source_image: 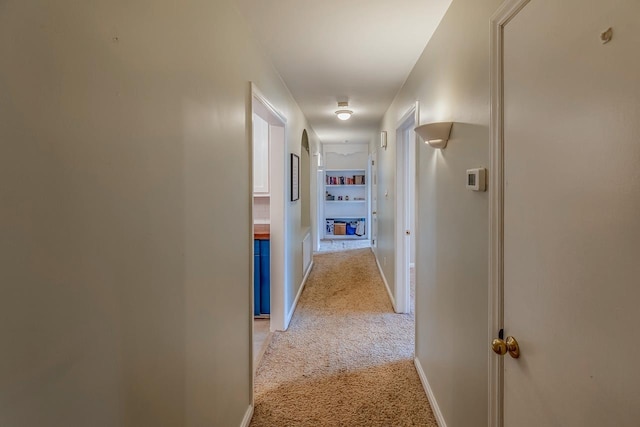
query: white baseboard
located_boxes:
[284,260,314,329]
[414,357,447,427]
[240,404,253,427]
[375,255,396,311]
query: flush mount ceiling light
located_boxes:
[335,101,353,121]
[415,122,453,149]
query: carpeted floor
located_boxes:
[251,248,437,426]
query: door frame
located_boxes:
[370,151,377,251]
[315,167,324,252]
[395,102,419,314]
[488,1,531,426]
[251,83,287,334]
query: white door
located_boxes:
[494,0,640,425]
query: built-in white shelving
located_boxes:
[323,169,367,240]
[325,201,366,203]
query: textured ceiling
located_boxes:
[235,0,452,145]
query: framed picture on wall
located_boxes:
[291,153,300,201]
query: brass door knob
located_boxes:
[491,336,520,358]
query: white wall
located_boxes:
[253,197,270,224]
[372,128,397,298]
[323,143,369,170]
[374,0,501,425]
[286,127,320,318]
[0,0,315,425]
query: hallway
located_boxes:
[251,249,434,426]
[3,1,640,426]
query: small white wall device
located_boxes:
[466,168,486,191]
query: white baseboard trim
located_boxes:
[240,404,253,427]
[414,357,447,427]
[284,260,314,329]
[375,255,396,311]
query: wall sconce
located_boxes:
[414,122,453,149]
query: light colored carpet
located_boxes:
[251,248,436,426]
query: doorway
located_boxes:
[251,84,286,372]
[395,104,418,314]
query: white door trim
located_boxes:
[368,153,374,247]
[488,2,530,426]
[315,168,324,252]
[252,84,287,125]
[395,102,419,314]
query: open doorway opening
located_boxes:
[251,85,286,371]
[395,104,418,314]
[318,142,370,252]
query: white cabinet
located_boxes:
[324,169,367,239]
[253,113,269,194]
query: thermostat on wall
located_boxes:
[466,168,486,191]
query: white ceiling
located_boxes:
[235,0,452,145]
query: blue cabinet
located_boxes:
[259,239,270,314]
[254,238,270,316]
[253,240,261,316]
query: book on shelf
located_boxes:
[326,175,366,185]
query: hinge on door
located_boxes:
[371,160,375,166]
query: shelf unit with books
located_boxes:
[324,169,367,239]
